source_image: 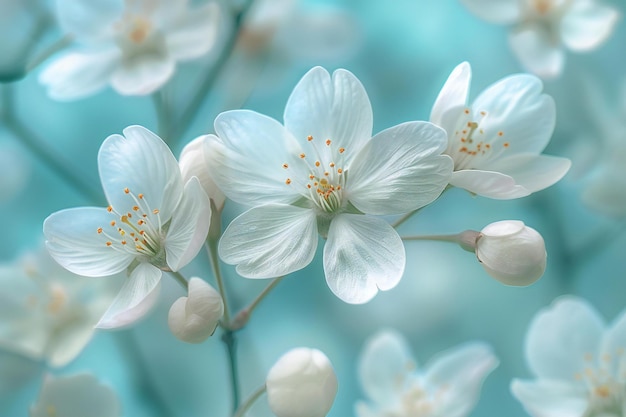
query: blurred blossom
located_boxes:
[207,66,453,304]
[0,140,31,203]
[430,62,570,199]
[30,373,121,417]
[460,0,620,78]
[39,0,220,100]
[168,277,223,344]
[43,126,211,329]
[0,247,118,368]
[512,296,626,417]
[356,329,498,417]
[266,347,338,417]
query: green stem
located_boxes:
[171,0,254,142]
[222,329,241,412]
[402,230,479,253]
[391,209,420,229]
[231,276,284,330]
[232,384,266,417]
[1,86,103,204]
[151,90,172,143]
[168,270,189,290]
[401,234,461,243]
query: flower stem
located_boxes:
[168,270,189,290]
[222,329,241,412]
[401,234,461,243]
[0,86,104,204]
[206,238,231,325]
[151,91,171,143]
[232,384,266,417]
[230,276,284,330]
[171,0,254,142]
[391,209,420,229]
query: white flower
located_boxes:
[206,66,453,304]
[266,347,338,417]
[44,125,211,329]
[460,0,620,78]
[511,296,626,417]
[430,62,570,199]
[168,277,223,343]
[476,220,546,286]
[30,373,121,417]
[356,329,498,417]
[0,248,118,367]
[39,0,220,100]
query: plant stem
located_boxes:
[206,235,231,324]
[232,384,266,417]
[171,0,254,142]
[401,234,461,243]
[231,276,284,330]
[151,91,171,143]
[391,209,419,229]
[168,270,189,290]
[222,329,241,412]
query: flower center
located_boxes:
[574,350,626,416]
[282,135,347,214]
[448,107,509,170]
[97,187,164,261]
[531,0,554,15]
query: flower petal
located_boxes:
[459,0,522,24]
[424,342,498,417]
[508,25,565,79]
[44,207,135,277]
[98,125,183,221]
[511,379,588,417]
[45,320,95,368]
[284,67,373,161]
[450,169,530,199]
[179,135,225,210]
[110,54,175,95]
[470,74,556,155]
[56,0,122,42]
[526,296,605,379]
[600,307,626,370]
[348,121,452,215]
[208,112,306,206]
[430,62,471,127]
[358,329,415,406]
[485,153,571,194]
[166,3,220,61]
[219,204,318,278]
[324,214,404,304]
[38,49,120,101]
[164,177,211,271]
[560,0,619,52]
[96,262,161,329]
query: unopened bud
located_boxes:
[266,348,338,417]
[179,135,225,211]
[168,277,224,343]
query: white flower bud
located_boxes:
[179,135,226,211]
[266,348,338,417]
[476,220,546,286]
[168,277,224,343]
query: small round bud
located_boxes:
[266,348,338,417]
[168,277,224,343]
[179,135,226,211]
[476,220,546,286]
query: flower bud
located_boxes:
[168,277,224,343]
[476,220,546,286]
[179,135,226,211]
[266,348,338,417]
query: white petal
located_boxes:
[324,214,404,304]
[219,204,318,278]
[450,169,530,199]
[179,135,226,210]
[348,121,453,215]
[600,307,626,370]
[424,342,498,417]
[458,0,521,24]
[164,177,211,271]
[38,49,120,101]
[511,379,588,417]
[430,62,471,127]
[30,373,121,417]
[110,54,175,95]
[470,74,556,155]
[96,263,161,329]
[98,125,184,221]
[560,0,620,52]
[45,320,95,368]
[44,207,135,277]
[358,329,415,406]
[485,154,571,193]
[509,25,565,79]
[526,296,605,379]
[208,112,305,206]
[284,67,373,161]
[166,3,220,61]
[56,0,122,42]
